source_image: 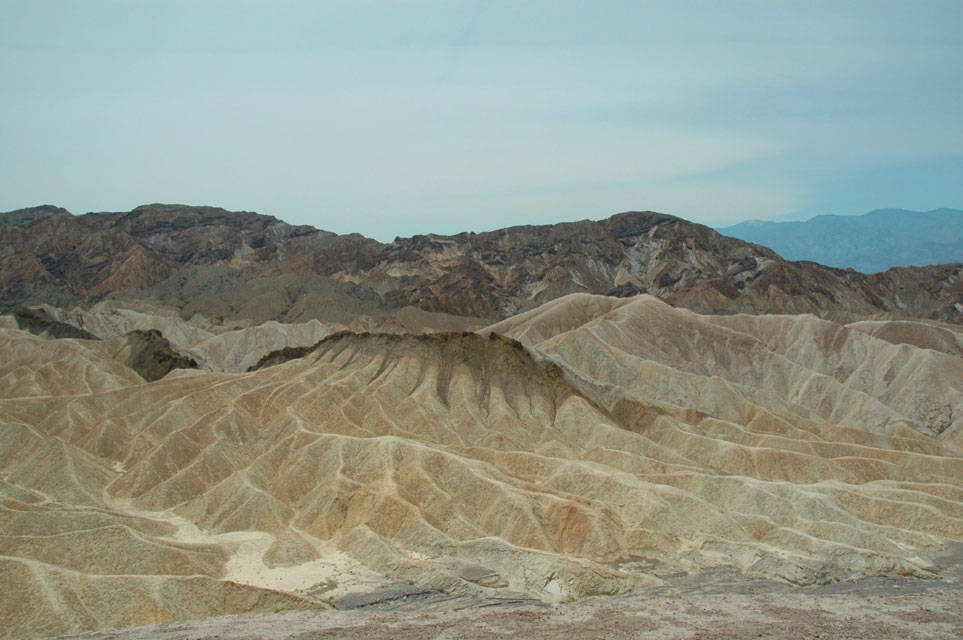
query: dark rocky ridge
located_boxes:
[11,307,97,340]
[121,329,199,382]
[249,340,329,371]
[0,205,72,228]
[1,204,961,325]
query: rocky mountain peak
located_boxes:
[0,204,72,228]
[1,203,960,325]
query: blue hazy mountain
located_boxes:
[718,208,963,273]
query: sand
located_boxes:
[114,499,394,599]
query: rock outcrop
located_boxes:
[2,205,960,325]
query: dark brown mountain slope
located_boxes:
[121,328,200,381]
[0,204,72,228]
[1,204,960,324]
[9,307,97,340]
[0,212,172,308]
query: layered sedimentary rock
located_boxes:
[2,294,962,638]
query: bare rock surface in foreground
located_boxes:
[41,554,963,640]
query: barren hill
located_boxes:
[2,204,961,325]
[2,294,963,638]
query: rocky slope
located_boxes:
[0,205,72,229]
[2,204,961,325]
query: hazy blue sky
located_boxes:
[1,1,961,240]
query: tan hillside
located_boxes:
[2,293,963,637]
[847,318,963,358]
[28,301,483,373]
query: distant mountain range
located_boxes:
[718,208,963,274]
[2,203,962,325]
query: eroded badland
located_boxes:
[1,206,962,638]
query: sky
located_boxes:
[1,1,961,241]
